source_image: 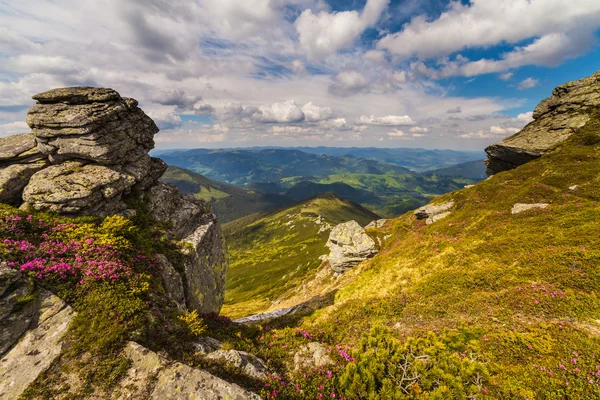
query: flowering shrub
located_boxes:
[1,214,156,286]
[178,310,207,337]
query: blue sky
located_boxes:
[1,0,599,150]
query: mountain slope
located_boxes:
[221,194,380,318]
[428,159,487,180]
[161,166,294,222]
[218,109,600,398]
[158,149,411,185]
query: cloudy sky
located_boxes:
[1,0,599,150]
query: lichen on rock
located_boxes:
[326,220,378,273]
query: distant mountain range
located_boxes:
[154,147,485,173]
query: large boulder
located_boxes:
[27,87,157,165]
[414,201,454,225]
[0,133,46,164]
[326,220,378,273]
[22,161,136,216]
[486,71,600,175]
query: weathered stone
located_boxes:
[0,133,45,165]
[155,254,185,310]
[182,216,228,314]
[511,203,549,214]
[145,182,212,238]
[486,71,600,175]
[0,291,74,399]
[206,349,268,380]
[193,336,223,355]
[326,220,378,273]
[233,304,303,324]
[0,161,48,204]
[115,342,262,400]
[22,161,136,216]
[365,219,388,229]
[27,87,157,165]
[293,342,333,371]
[414,201,454,224]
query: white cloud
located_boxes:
[490,126,520,135]
[387,129,405,137]
[253,100,305,123]
[499,72,514,81]
[357,114,416,126]
[194,103,215,117]
[409,126,430,133]
[295,0,390,61]
[328,70,370,96]
[149,89,203,111]
[377,0,600,60]
[518,77,539,90]
[447,106,461,114]
[0,121,29,137]
[301,101,334,122]
[516,111,534,124]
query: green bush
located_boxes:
[340,326,489,399]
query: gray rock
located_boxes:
[206,349,268,380]
[511,203,549,214]
[0,133,45,165]
[0,161,48,205]
[118,342,262,400]
[365,219,388,229]
[486,71,600,175]
[22,161,136,216]
[233,304,303,324]
[414,201,454,224]
[0,290,74,399]
[293,342,332,371]
[27,87,157,165]
[326,220,378,273]
[193,336,223,354]
[155,254,186,310]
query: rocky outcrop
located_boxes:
[0,86,227,314]
[117,342,262,399]
[511,203,549,214]
[206,350,269,380]
[486,71,600,175]
[365,219,388,229]
[414,201,454,224]
[0,264,75,399]
[325,220,378,273]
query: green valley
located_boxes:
[221,194,380,318]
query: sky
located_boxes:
[1,0,599,150]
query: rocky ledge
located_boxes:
[0,87,227,314]
[485,70,600,175]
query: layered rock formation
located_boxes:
[414,201,454,224]
[485,71,600,175]
[0,87,227,313]
[325,220,378,273]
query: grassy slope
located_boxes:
[275,115,600,397]
[282,172,475,217]
[161,166,294,223]
[222,194,380,318]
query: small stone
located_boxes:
[365,219,388,229]
[193,336,223,354]
[511,203,549,214]
[294,342,333,371]
[415,201,454,222]
[569,185,578,191]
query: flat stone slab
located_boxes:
[511,203,549,214]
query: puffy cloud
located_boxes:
[490,126,520,135]
[194,103,215,116]
[254,100,305,123]
[409,126,430,133]
[146,109,182,130]
[328,70,370,96]
[516,111,534,124]
[0,121,29,137]
[149,89,203,111]
[387,129,405,137]
[295,0,390,61]
[447,106,462,114]
[499,72,514,81]
[301,101,334,122]
[518,77,539,90]
[357,114,416,126]
[377,0,600,60]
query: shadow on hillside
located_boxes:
[259,289,338,330]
